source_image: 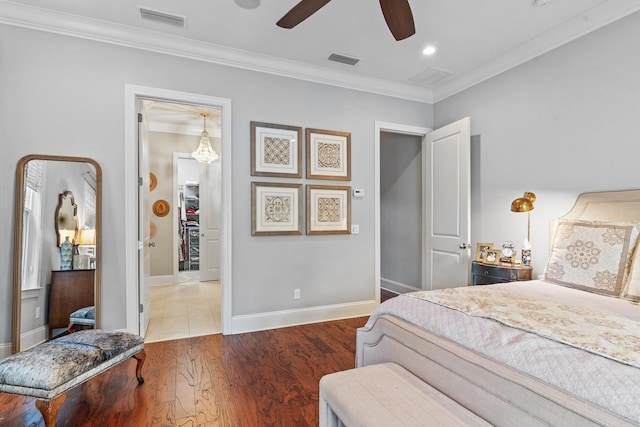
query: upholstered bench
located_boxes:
[0,330,145,427]
[319,362,491,427]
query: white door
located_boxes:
[425,117,471,290]
[198,161,221,281]
[138,109,151,336]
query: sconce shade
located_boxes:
[511,192,536,212]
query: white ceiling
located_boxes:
[2,0,640,103]
[142,100,222,136]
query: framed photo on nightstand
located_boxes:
[475,243,493,263]
[484,249,500,265]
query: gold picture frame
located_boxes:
[306,185,351,235]
[484,248,501,265]
[250,122,302,178]
[251,182,303,236]
[306,128,351,180]
[475,242,493,263]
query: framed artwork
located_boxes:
[306,185,351,235]
[251,122,302,178]
[475,243,493,263]
[251,182,302,236]
[485,249,500,265]
[306,128,351,180]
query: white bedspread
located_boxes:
[366,281,640,424]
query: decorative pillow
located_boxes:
[622,245,640,301]
[544,220,640,296]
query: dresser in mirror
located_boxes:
[12,155,102,353]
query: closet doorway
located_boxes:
[143,100,222,342]
[174,154,221,283]
[175,155,201,283]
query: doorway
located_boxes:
[380,131,424,295]
[143,101,222,341]
[175,155,201,282]
[375,118,471,297]
[124,85,232,338]
[376,123,430,300]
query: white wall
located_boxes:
[0,24,432,346]
[435,11,640,277]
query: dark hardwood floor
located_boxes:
[0,317,368,427]
[381,288,398,302]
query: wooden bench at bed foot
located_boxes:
[320,362,491,427]
[0,330,145,427]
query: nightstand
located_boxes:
[471,261,532,286]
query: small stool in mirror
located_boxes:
[68,306,95,333]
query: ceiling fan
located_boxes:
[277,0,415,41]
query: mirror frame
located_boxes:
[12,154,102,354]
[54,190,79,247]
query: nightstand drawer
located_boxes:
[471,261,532,286]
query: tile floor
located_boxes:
[144,280,222,343]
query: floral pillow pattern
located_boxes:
[544,221,638,296]
[622,244,640,301]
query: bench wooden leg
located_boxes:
[133,350,146,384]
[35,393,66,427]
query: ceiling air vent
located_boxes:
[139,7,186,28]
[409,67,453,86]
[328,53,360,66]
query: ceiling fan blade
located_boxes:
[379,0,415,41]
[277,0,332,29]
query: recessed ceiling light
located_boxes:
[234,0,261,9]
[422,46,438,56]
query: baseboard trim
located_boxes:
[1,326,48,355]
[148,275,175,286]
[381,277,420,294]
[0,341,11,358]
[21,326,47,351]
[229,300,378,335]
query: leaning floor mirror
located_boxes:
[12,155,102,353]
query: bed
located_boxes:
[356,189,640,426]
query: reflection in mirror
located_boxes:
[13,155,101,353]
[55,190,78,247]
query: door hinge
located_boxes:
[138,113,143,123]
[138,176,143,186]
[139,303,144,314]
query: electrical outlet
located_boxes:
[36,307,40,319]
[351,224,360,234]
[294,288,301,300]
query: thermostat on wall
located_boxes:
[353,189,364,198]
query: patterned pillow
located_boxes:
[622,244,640,301]
[544,220,640,296]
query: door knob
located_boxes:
[148,242,156,248]
[459,243,469,249]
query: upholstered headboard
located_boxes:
[560,189,640,222]
[550,189,640,244]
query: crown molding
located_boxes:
[0,1,434,103]
[3,0,638,105]
[433,0,640,102]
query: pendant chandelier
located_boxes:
[191,113,219,165]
